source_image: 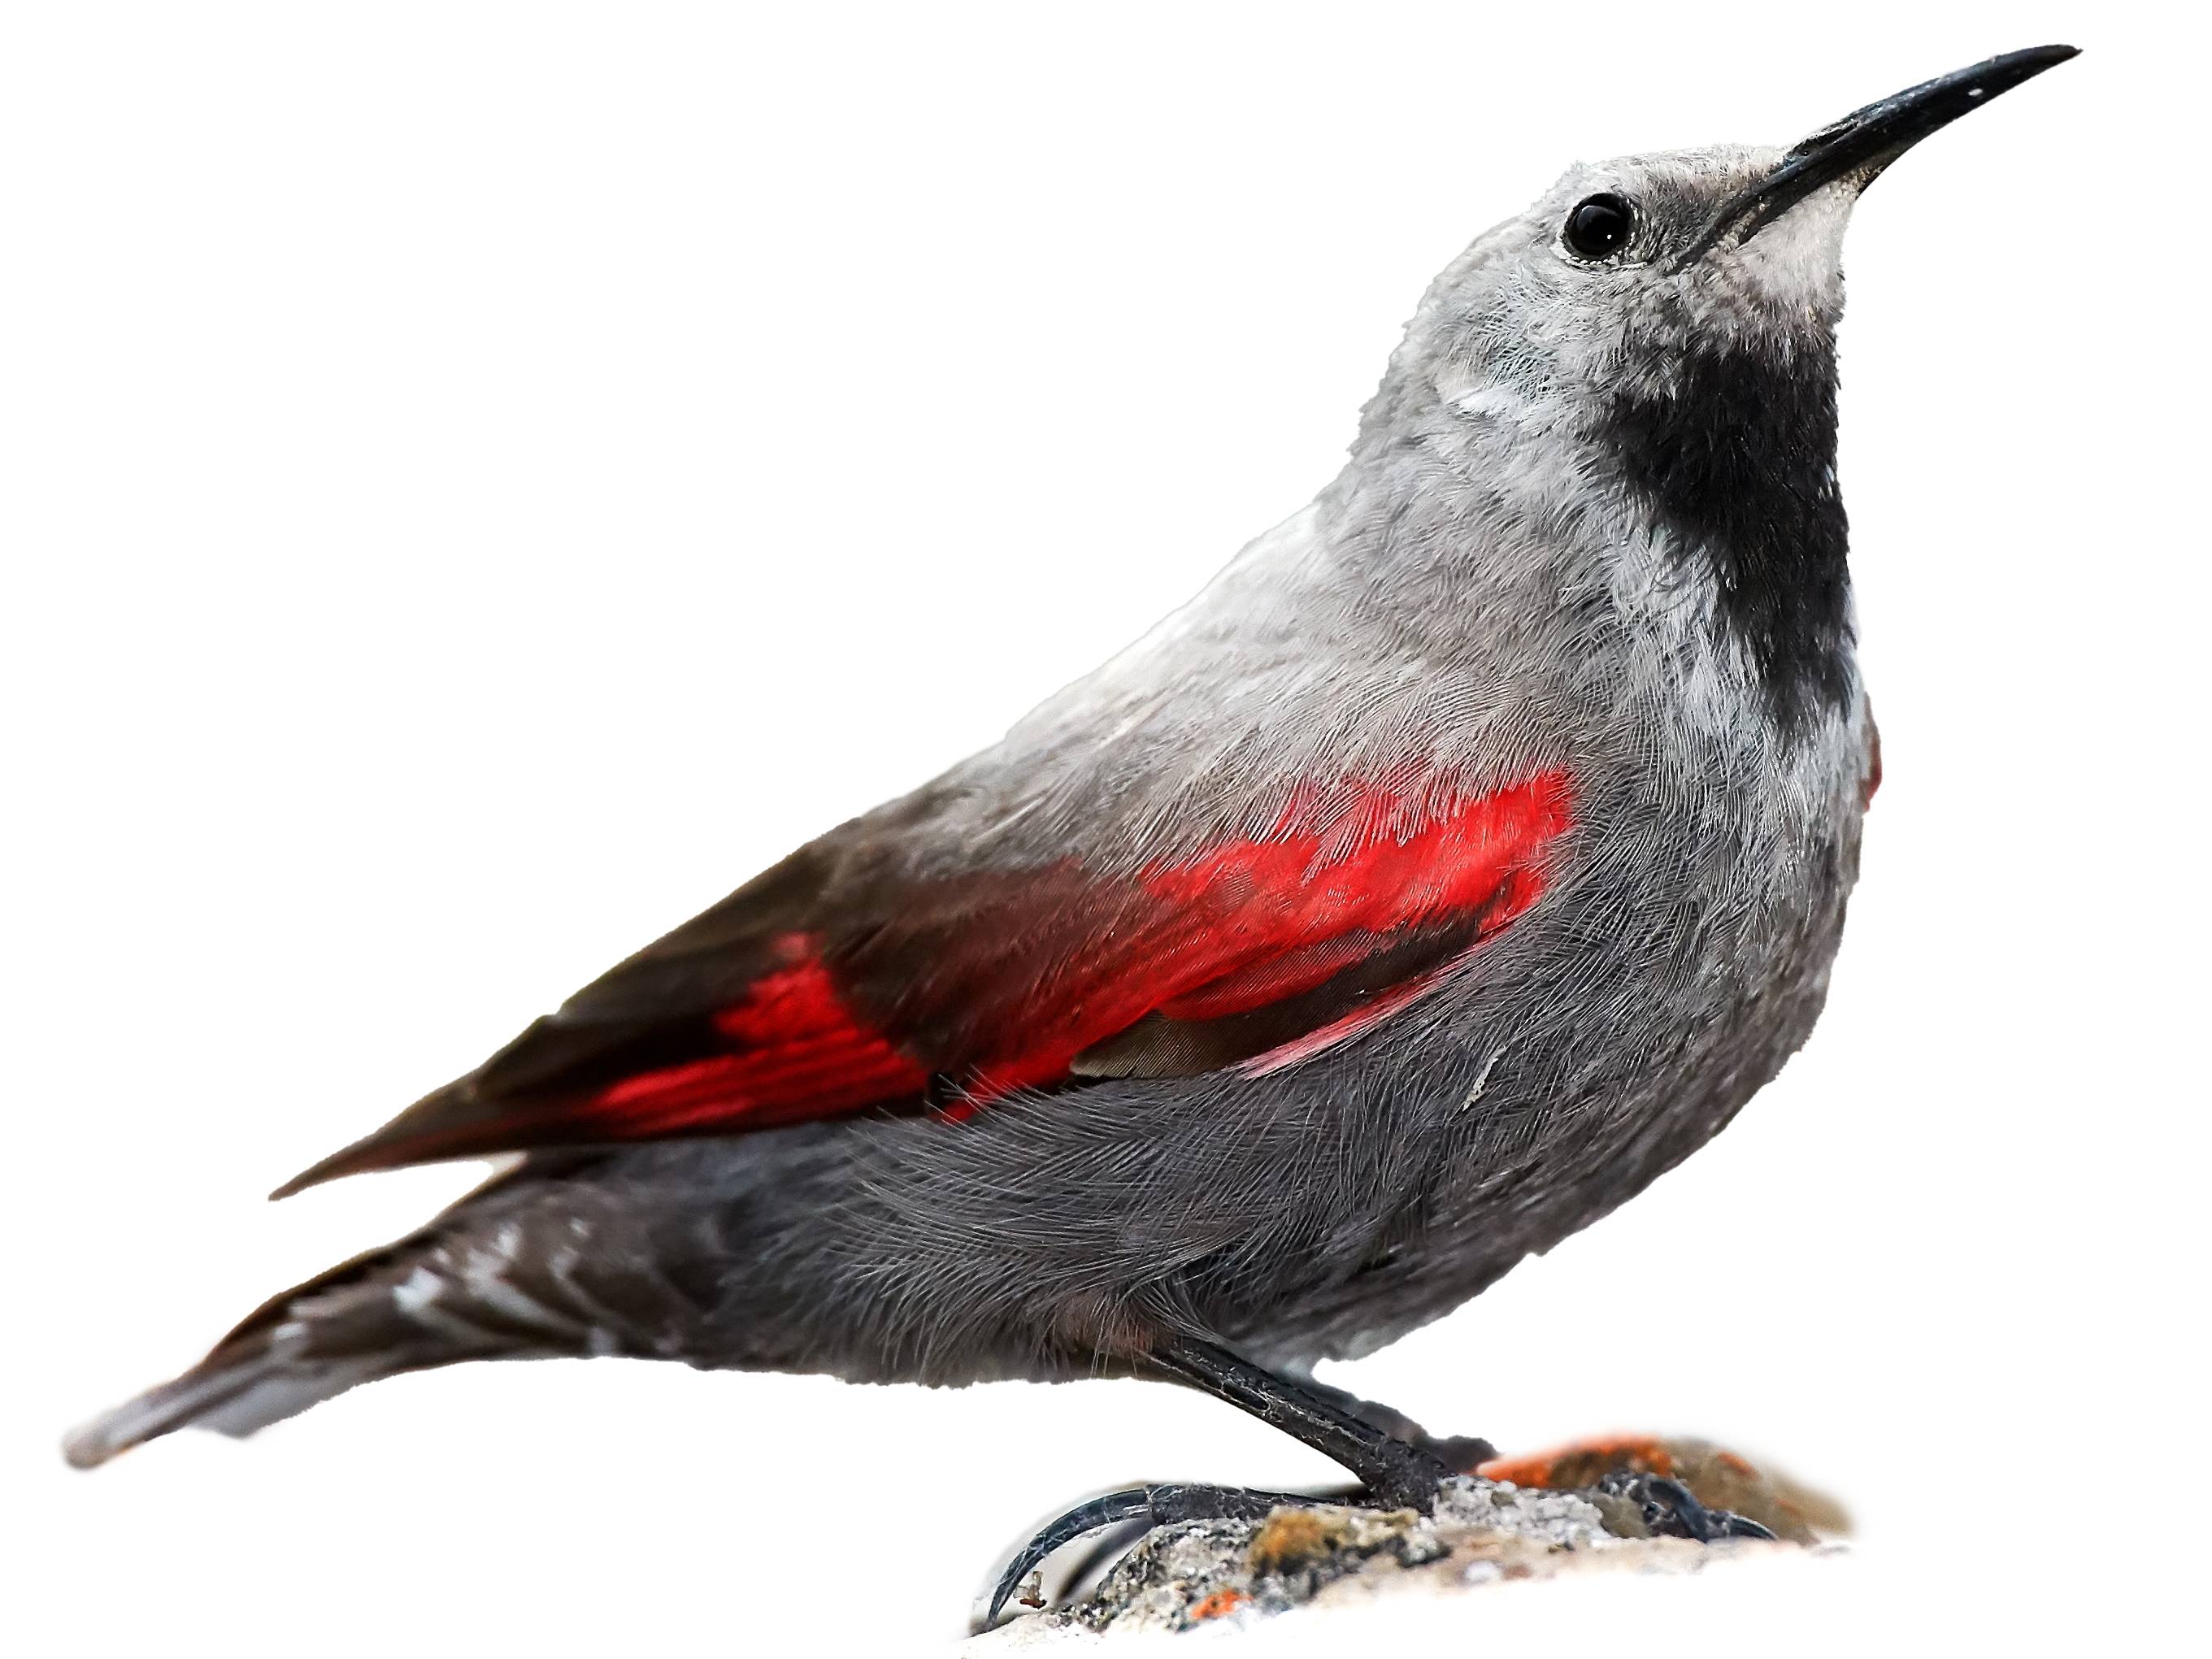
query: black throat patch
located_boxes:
[1605,332,1853,731]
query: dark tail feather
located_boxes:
[63,1232,480,1469]
[63,1334,393,1470]
[65,1157,648,1469]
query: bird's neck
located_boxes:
[1326,324,1857,740]
[1601,331,1854,735]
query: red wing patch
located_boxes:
[276,770,1571,1192]
[952,771,1571,1095]
[592,945,931,1135]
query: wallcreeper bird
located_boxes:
[69,46,2078,1624]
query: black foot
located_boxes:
[1599,1472,1777,1542]
[977,1482,1308,1631]
[1150,1336,1459,1511]
[1296,1374,1497,1474]
[974,1337,1467,1631]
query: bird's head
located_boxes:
[1363,46,2076,729]
[1401,45,2076,433]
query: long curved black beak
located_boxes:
[1678,44,2079,267]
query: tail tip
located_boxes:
[61,1414,128,1470]
[61,1360,264,1470]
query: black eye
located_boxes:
[1562,193,1636,260]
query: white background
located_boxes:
[5,3,2201,1653]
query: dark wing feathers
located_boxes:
[275,771,1571,1195]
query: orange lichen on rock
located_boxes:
[1246,1509,1341,1575]
[1476,1434,1676,1489]
[1186,1588,1249,1622]
[1477,1435,1848,1545]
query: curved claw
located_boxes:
[1053,1514,1162,1606]
[982,1487,1157,1630]
[1610,1473,1778,1543]
[976,1481,1306,1631]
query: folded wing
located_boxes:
[276,770,1572,1194]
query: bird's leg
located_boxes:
[1287,1371,1497,1474]
[1149,1334,1461,1509]
[978,1335,1464,1629]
